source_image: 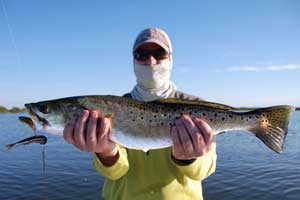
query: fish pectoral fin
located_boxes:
[103,114,113,120]
[103,114,113,132]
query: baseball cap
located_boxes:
[133,27,172,53]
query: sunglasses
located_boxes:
[134,49,169,61]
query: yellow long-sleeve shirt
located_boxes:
[93,143,216,200]
[93,91,217,199]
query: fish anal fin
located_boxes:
[142,148,149,153]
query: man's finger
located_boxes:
[98,117,110,142]
[63,119,76,144]
[171,126,184,158]
[176,118,194,155]
[86,110,98,150]
[182,115,207,156]
[181,115,204,149]
[74,110,89,150]
[193,118,214,145]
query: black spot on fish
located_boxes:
[222,118,225,121]
[229,115,233,118]
[202,113,206,116]
[214,114,217,117]
[161,122,164,126]
[141,117,144,120]
[149,120,152,123]
[189,111,192,115]
[154,115,157,118]
[210,119,213,122]
[241,117,244,120]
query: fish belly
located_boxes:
[111,128,173,152]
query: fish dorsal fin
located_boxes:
[156,98,235,110]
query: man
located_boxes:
[63,27,216,200]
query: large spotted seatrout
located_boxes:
[19,95,294,153]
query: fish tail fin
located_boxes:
[5,143,15,150]
[247,105,294,153]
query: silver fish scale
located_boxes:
[110,101,256,138]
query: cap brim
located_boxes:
[133,39,169,52]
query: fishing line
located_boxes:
[1,0,23,72]
[41,144,49,200]
[42,144,46,174]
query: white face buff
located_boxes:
[131,58,176,102]
[133,60,172,91]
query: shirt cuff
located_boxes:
[169,143,217,180]
[93,145,129,180]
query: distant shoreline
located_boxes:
[0,106,26,113]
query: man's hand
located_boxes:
[171,115,215,161]
[63,110,118,163]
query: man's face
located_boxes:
[134,43,170,66]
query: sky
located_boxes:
[0,0,299,108]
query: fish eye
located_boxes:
[38,105,50,114]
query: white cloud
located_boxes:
[217,64,300,72]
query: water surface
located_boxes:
[0,112,299,200]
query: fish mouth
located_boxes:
[24,104,50,129]
[25,104,36,119]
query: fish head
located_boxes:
[24,98,84,133]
